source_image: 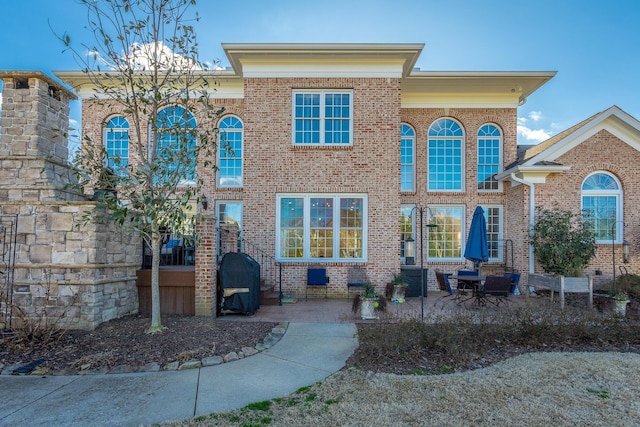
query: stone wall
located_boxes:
[0,72,141,330]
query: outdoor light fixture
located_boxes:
[405,237,415,265]
[201,194,208,211]
[409,205,438,321]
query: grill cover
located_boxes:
[218,252,261,315]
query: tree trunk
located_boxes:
[148,235,163,333]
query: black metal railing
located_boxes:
[0,215,18,330]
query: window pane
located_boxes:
[218,116,243,187]
[280,198,304,258]
[428,206,463,259]
[477,125,501,191]
[105,116,129,176]
[339,198,363,258]
[400,205,414,259]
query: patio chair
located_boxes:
[346,266,368,298]
[306,267,328,299]
[434,269,455,307]
[481,275,512,306]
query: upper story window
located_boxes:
[477,124,502,191]
[581,172,623,243]
[400,124,416,192]
[156,105,196,185]
[218,116,243,188]
[277,194,367,262]
[104,116,129,176]
[292,90,353,146]
[428,118,464,191]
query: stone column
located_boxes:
[194,214,216,316]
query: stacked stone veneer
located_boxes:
[0,72,140,330]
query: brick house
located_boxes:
[46,43,640,318]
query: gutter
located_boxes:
[509,173,535,274]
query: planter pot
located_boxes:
[391,285,407,303]
[613,299,629,316]
[360,298,379,320]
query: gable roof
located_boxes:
[522,105,640,165]
[497,105,640,183]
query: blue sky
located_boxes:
[1,0,639,145]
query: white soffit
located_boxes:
[401,71,556,106]
[223,43,424,78]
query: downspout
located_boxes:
[509,173,535,274]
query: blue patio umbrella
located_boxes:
[464,206,489,269]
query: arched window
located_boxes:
[428,118,464,191]
[218,116,243,187]
[156,105,196,185]
[400,124,415,192]
[477,124,502,191]
[104,116,129,176]
[581,172,623,243]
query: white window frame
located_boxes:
[400,124,416,192]
[427,118,465,192]
[427,205,465,261]
[581,171,623,244]
[103,115,129,176]
[477,123,503,192]
[400,204,415,262]
[217,115,244,188]
[482,205,503,262]
[216,201,243,255]
[292,90,353,146]
[276,194,368,262]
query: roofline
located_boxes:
[496,164,571,181]
[222,42,425,77]
[0,70,77,100]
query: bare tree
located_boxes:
[58,0,221,332]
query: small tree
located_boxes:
[58,0,222,332]
[530,207,597,276]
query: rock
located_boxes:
[201,356,223,366]
[241,346,258,357]
[141,362,161,372]
[223,351,240,363]
[163,361,180,371]
[30,367,51,376]
[179,360,202,370]
[271,327,287,336]
[80,363,92,371]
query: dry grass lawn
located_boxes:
[160,352,640,426]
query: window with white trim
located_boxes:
[104,116,129,176]
[293,91,352,145]
[400,124,416,192]
[156,105,196,185]
[428,118,464,191]
[217,201,243,255]
[277,194,367,262]
[477,124,502,191]
[581,172,622,243]
[217,116,243,187]
[400,204,414,261]
[427,205,464,260]
[482,205,503,261]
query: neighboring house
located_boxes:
[44,43,640,318]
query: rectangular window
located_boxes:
[583,195,617,242]
[427,206,464,260]
[293,91,352,145]
[400,205,415,260]
[277,194,366,262]
[477,138,500,191]
[483,205,503,261]
[217,201,243,256]
[428,139,463,191]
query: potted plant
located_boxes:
[352,282,386,320]
[528,207,597,308]
[386,273,409,303]
[610,291,630,316]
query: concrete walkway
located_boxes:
[0,322,358,427]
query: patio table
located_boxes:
[450,274,486,305]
